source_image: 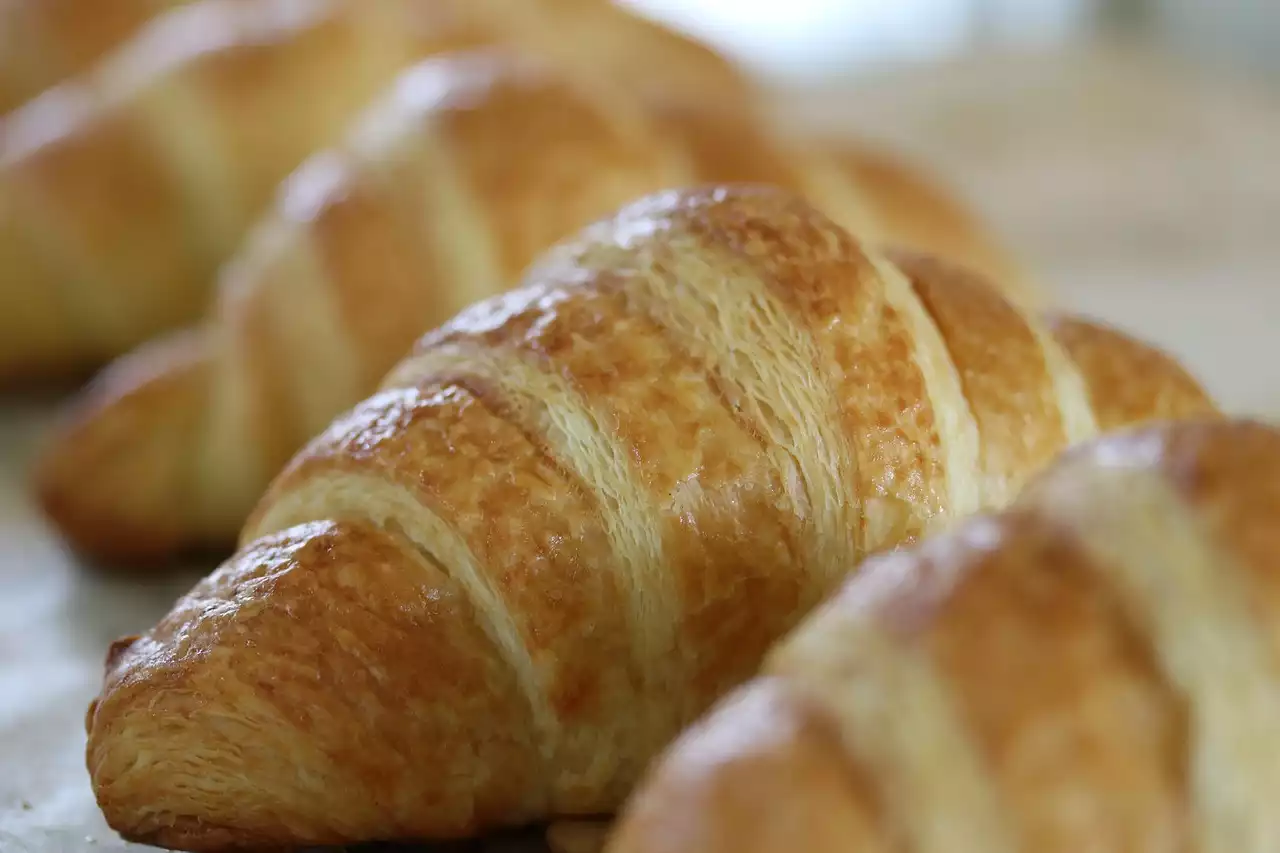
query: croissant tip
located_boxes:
[31,459,187,569]
[28,329,221,567]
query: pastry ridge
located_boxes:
[86,185,1217,851]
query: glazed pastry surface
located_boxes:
[85,186,1215,851]
[609,416,1279,853]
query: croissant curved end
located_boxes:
[86,518,553,850]
[31,329,215,565]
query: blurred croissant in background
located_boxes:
[0,0,752,118]
[0,0,184,114]
[31,48,1033,565]
[0,0,753,382]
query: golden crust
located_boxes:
[32,328,213,561]
[0,0,753,383]
[0,0,175,114]
[1,79,205,359]
[1154,420,1280,613]
[1048,316,1214,430]
[86,186,1217,850]
[32,49,688,563]
[609,417,1280,853]
[891,250,1075,509]
[647,103,1036,306]
[36,48,1041,564]
[834,143,1033,302]
[607,678,884,853]
[89,518,545,850]
[0,0,452,380]
[468,0,753,111]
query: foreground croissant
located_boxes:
[609,414,1275,853]
[86,187,1213,852]
[35,49,1030,564]
[0,0,748,380]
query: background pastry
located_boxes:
[0,0,189,115]
[0,0,753,381]
[32,50,1032,564]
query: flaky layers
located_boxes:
[85,187,1213,851]
[35,50,1034,565]
[0,0,753,381]
[608,416,1280,853]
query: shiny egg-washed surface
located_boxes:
[84,186,1214,851]
[609,417,1279,853]
[34,47,1036,565]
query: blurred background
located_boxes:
[626,0,1280,416]
[629,0,1280,82]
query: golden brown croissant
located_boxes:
[0,0,751,381]
[0,0,748,119]
[34,50,1033,565]
[0,0,185,115]
[608,414,1277,853]
[462,0,753,109]
[84,186,1214,852]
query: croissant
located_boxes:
[0,0,751,382]
[608,414,1278,853]
[0,0,747,119]
[460,0,753,109]
[0,0,184,115]
[34,50,1033,565]
[84,186,1215,852]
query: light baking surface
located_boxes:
[2,45,1278,851]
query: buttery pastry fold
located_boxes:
[609,415,1275,853]
[85,186,1214,851]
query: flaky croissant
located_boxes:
[608,414,1276,853]
[0,0,751,381]
[0,0,749,120]
[85,186,1214,852]
[35,50,1032,564]
[0,0,186,115]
